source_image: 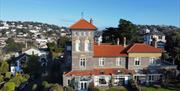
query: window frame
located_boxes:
[116,58,122,66]
[99,58,105,66]
[149,57,156,65]
[79,58,86,68]
[75,39,81,52]
[134,57,141,66]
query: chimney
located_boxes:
[123,37,126,47]
[98,36,102,45]
[117,38,120,45]
[90,18,93,24]
[152,38,157,48]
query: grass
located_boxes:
[93,86,128,91]
[140,86,180,91]
[107,87,128,91]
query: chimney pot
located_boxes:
[90,18,93,24]
[123,37,126,47]
[117,38,120,45]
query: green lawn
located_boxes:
[140,86,180,91]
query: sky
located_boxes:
[0,0,180,29]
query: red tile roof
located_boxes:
[127,43,162,53]
[69,19,97,30]
[93,43,162,57]
[64,68,135,76]
[94,44,127,57]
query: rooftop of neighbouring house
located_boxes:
[69,19,97,30]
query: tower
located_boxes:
[69,19,97,71]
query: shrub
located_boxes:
[5,72,12,79]
[24,74,30,79]
[9,75,27,87]
[0,75,4,83]
[65,86,73,91]
[49,84,63,91]
[2,82,15,91]
[32,84,37,91]
[42,81,50,89]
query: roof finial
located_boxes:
[81,12,84,19]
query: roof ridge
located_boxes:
[69,19,97,30]
[127,43,136,53]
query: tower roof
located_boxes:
[69,19,97,30]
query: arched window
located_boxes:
[80,58,86,68]
[84,40,90,52]
[75,39,80,52]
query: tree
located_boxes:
[165,31,180,69]
[102,19,143,45]
[57,36,70,48]
[23,55,41,77]
[0,61,9,74]
[118,19,142,44]
[5,38,25,52]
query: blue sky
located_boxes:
[0,0,180,29]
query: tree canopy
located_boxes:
[165,31,180,69]
[102,19,143,44]
[5,38,25,53]
[0,61,9,74]
[23,55,41,77]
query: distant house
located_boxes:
[10,53,26,75]
[144,29,166,48]
[10,48,49,75]
[63,19,176,91]
[35,38,48,48]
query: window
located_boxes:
[88,41,92,51]
[116,58,121,66]
[76,32,79,36]
[99,76,106,84]
[88,32,91,36]
[149,57,156,65]
[79,32,82,36]
[158,36,162,39]
[148,75,155,81]
[99,58,105,66]
[83,32,87,36]
[68,79,71,86]
[75,39,81,52]
[134,58,140,66]
[84,40,90,52]
[80,58,86,67]
[73,32,76,36]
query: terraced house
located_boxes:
[63,19,176,90]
